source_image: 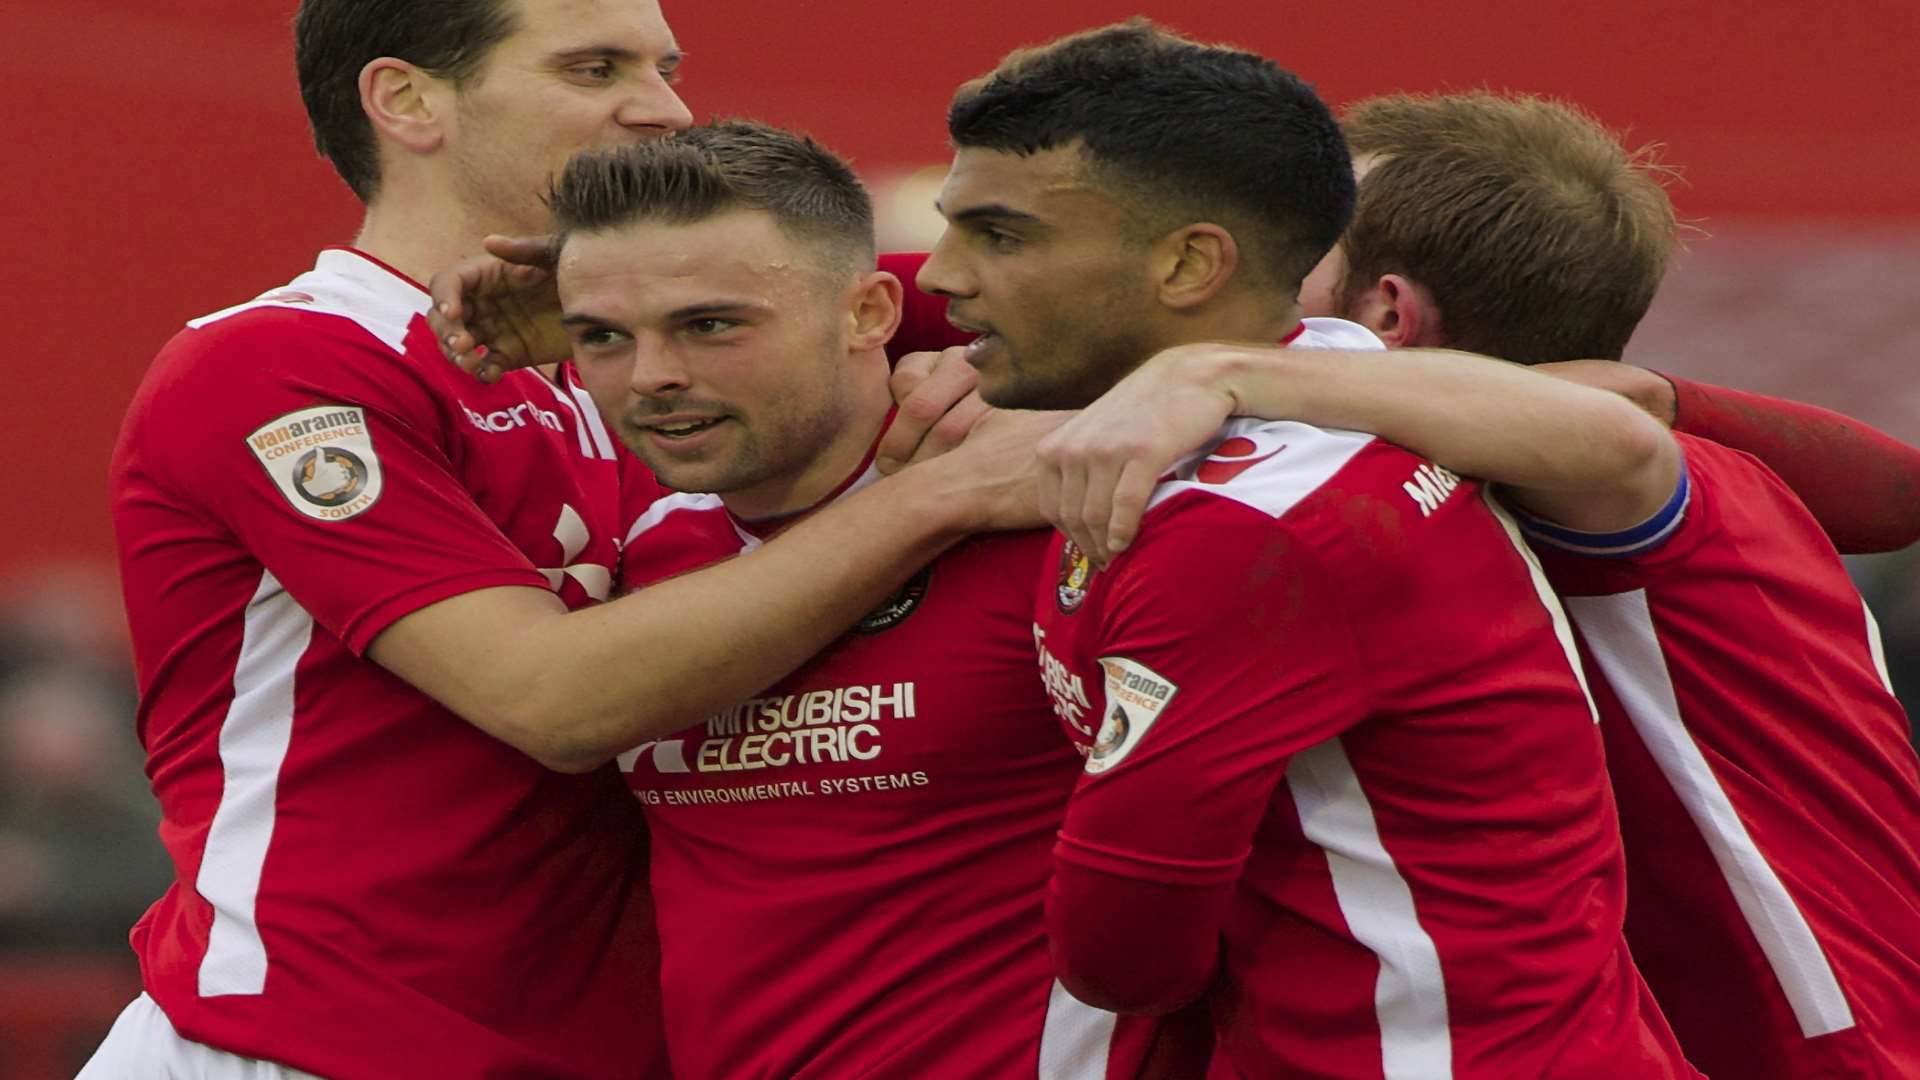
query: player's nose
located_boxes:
[614,73,693,137]
[916,233,973,299]
[629,340,692,396]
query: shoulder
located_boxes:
[143,252,434,412]
[185,249,424,355]
[623,490,729,547]
[619,491,737,591]
[1131,420,1492,590]
[1145,417,1390,522]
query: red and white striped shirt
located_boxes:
[110,249,664,1079]
[1523,434,1920,1079]
[1036,320,1696,1078]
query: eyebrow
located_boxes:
[559,299,771,330]
[548,44,684,68]
[664,299,771,321]
[939,202,1044,226]
[559,312,624,331]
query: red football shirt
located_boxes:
[1519,434,1920,1079]
[111,249,665,1079]
[619,455,1160,1079]
[1037,322,1696,1078]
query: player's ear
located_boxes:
[847,269,905,352]
[360,57,448,159]
[1152,223,1239,312]
[1346,273,1446,349]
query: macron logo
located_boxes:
[463,401,564,435]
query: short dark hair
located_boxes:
[1339,92,1679,362]
[551,120,877,274]
[294,0,519,203]
[947,19,1354,290]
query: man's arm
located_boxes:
[1045,513,1366,1012]
[1502,361,1920,554]
[1665,373,1920,553]
[369,410,1057,773]
[1036,343,1680,564]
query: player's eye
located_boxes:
[980,226,1022,252]
[575,328,627,348]
[570,62,617,83]
[686,318,739,336]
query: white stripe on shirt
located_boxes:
[1038,979,1118,1080]
[197,571,314,997]
[1289,738,1453,1079]
[1566,589,1856,1038]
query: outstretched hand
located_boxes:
[1036,343,1241,566]
[427,234,571,384]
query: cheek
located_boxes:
[573,359,632,412]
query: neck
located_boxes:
[721,352,895,525]
[350,177,522,287]
[1164,291,1304,350]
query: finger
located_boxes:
[484,233,559,268]
[1036,442,1064,531]
[880,354,981,468]
[888,351,942,402]
[1104,458,1158,557]
[1078,450,1124,566]
[897,349,979,418]
[1054,453,1098,564]
[909,394,990,466]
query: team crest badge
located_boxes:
[1056,539,1094,613]
[856,567,931,634]
[246,405,384,521]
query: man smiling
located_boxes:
[549,122,1162,1079]
[93,1,1039,1075]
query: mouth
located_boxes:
[628,412,733,446]
[945,314,1000,362]
[644,416,726,439]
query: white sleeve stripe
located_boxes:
[1566,590,1856,1038]
[196,571,314,998]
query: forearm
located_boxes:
[1667,374,1920,553]
[1203,345,1679,531]
[1047,854,1229,1014]
[391,474,971,772]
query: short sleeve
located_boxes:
[143,311,549,652]
[1056,499,1369,887]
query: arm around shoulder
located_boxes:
[369,442,1035,772]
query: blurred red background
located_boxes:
[3,0,1918,576]
[1,3,1917,1074]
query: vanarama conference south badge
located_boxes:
[246,404,384,522]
